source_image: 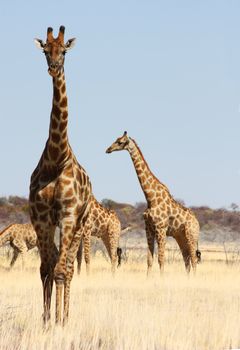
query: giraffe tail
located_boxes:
[196,242,201,263]
[117,247,122,268]
[0,224,14,247]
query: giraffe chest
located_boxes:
[38,182,56,202]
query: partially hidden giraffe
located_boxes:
[29,26,92,325]
[0,223,89,273]
[0,223,37,269]
[76,195,130,275]
[106,131,201,275]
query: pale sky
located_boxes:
[0,1,239,208]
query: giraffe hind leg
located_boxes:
[82,229,91,276]
[76,238,83,275]
[101,233,117,275]
[117,247,122,268]
[109,230,119,276]
[175,229,197,273]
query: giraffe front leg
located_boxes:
[145,223,155,276]
[40,245,57,325]
[63,228,84,325]
[35,224,57,326]
[155,225,167,274]
[54,220,76,325]
[20,246,28,271]
[10,249,19,268]
[11,240,28,270]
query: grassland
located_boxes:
[0,243,240,350]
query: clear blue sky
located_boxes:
[0,1,239,208]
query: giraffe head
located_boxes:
[106,131,130,153]
[34,26,76,77]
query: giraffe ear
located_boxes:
[34,38,45,50]
[65,38,76,50]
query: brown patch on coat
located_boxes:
[51,132,61,144]
[48,144,59,161]
[59,121,67,132]
[60,97,67,108]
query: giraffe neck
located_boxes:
[47,71,70,165]
[128,139,162,205]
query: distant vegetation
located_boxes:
[0,196,239,243]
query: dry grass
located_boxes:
[0,245,240,350]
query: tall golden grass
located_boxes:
[0,245,239,350]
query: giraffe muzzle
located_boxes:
[105,147,112,154]
[48,63,62,77]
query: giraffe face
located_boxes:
[34,26,76,77]
[106,131,130,153]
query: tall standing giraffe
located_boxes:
[29,26,92,325]
[106,132,200,275]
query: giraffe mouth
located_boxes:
[106,147,112,154]
[48,67,62,77]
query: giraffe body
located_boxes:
[0,223,37,268]
[29,26,92,325]
[106,132,200,274]
[76,196,123,275]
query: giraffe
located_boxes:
[29,26,92,325]
[0,223,89,272]
[76,195,129,275]
[0,223,37,269]
[106,131,201,275]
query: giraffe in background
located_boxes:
[0,223,90,272]
[106,131,201,275]
[0,223,37,269]
[29,26,92,325]
[76,195,129,275]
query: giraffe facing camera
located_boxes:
[34,26,76,78]
[29,26,92,326]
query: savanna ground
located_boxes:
[0,238,240,350]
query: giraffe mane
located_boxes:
[171,198,190,212]
[130,138,170,194]
[130,138,191,213]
